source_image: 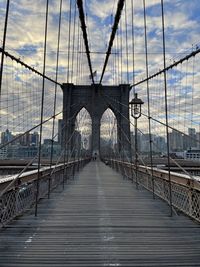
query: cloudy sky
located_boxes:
[1,0,200,83]
[0,0,200,145]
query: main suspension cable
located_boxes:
[131,46,200,88]
[76,0,95,84]
[0,48,61,86]
[0,0,10,96]
[99,0,125,84]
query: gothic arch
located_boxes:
[100,108,118,156]
[73,105,92,121]
[61,83,131,157]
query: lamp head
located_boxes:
[129,93,144,119]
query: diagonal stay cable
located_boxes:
[0,48,61,86]
[131,46,200,88]
[99,0,125,84]
[102,91,200,147]
[76,0,94,84]
[102,91,197,182]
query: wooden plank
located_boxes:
[0,161,200,266]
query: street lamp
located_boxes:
[129,93,144,189]
[129,93,144,119]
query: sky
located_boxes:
[0,0,200,145]
[1,0,200,83]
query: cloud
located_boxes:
[0,0,200,145]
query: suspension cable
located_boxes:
[131,0,135,92]
[76,0,95,84]
[143,0,155,198]
[124,1,129,84]
[0,48,61,85]
[35,0,49,216]
[120,20,123,83]
[0,0,10,96]
[71,1,77,83]
[99,0,125,84]
[102,91,196,184]
[131,46,200,88]
[161,0,173,217]
[48,0,63,198]
[67,0,72,82]
[102,89,200,148]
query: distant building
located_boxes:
[18,146,38,159]
[1,129,13,144]
[185,148,200,161]
[0,147,7,159]
[43,139,52,145]
[6,145,38,159]
[7,145,19,158]
[169,130,183,152]
[130,131,142,153]
[140,134,149,153]
[41,141,61,159]
[188,128,197,148]
[154,136,166,153]
[73,131,82,156]
[18,132,30,146]
[100,137,113,156]
[1,130,39,148]
[196,132,200,149]
[30,132,39,146]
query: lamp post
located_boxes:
[129,93,144,189]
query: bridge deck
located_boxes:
[0,161,200,266]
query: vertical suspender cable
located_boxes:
[71,1,77,83]
[112,50,115,85]
[80,37,83,83]
[67,0,72,82]
[116,30,120,84]
[143,0,155,199]
[131,0,135,93]
[130,0,135,180]
[0,0,10,96]
[77,0,95,84]
[48,0,63,198]
[99,0,125,84]
[78,36,82,83]
[115,48,117,85]
[124,1,129,84]
[161,0,173,216]
[76,21,80,84]
[63,0,73,184]
[120,21,123,83]
[35,0,49,216]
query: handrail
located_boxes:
[106,159,200,191]
[104,158,200,223]
[0,158,89,194]
[0,157,91,227]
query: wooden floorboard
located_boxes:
[0,161,200,266]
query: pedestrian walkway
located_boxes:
[0,161,200,266]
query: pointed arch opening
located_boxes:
[100,108,118,157]
[74,107,92,157]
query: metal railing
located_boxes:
[105,159,200,223]
[0,158,90,227]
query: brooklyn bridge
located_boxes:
[0,0,200,266]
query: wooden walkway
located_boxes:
[0,161,200,266]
